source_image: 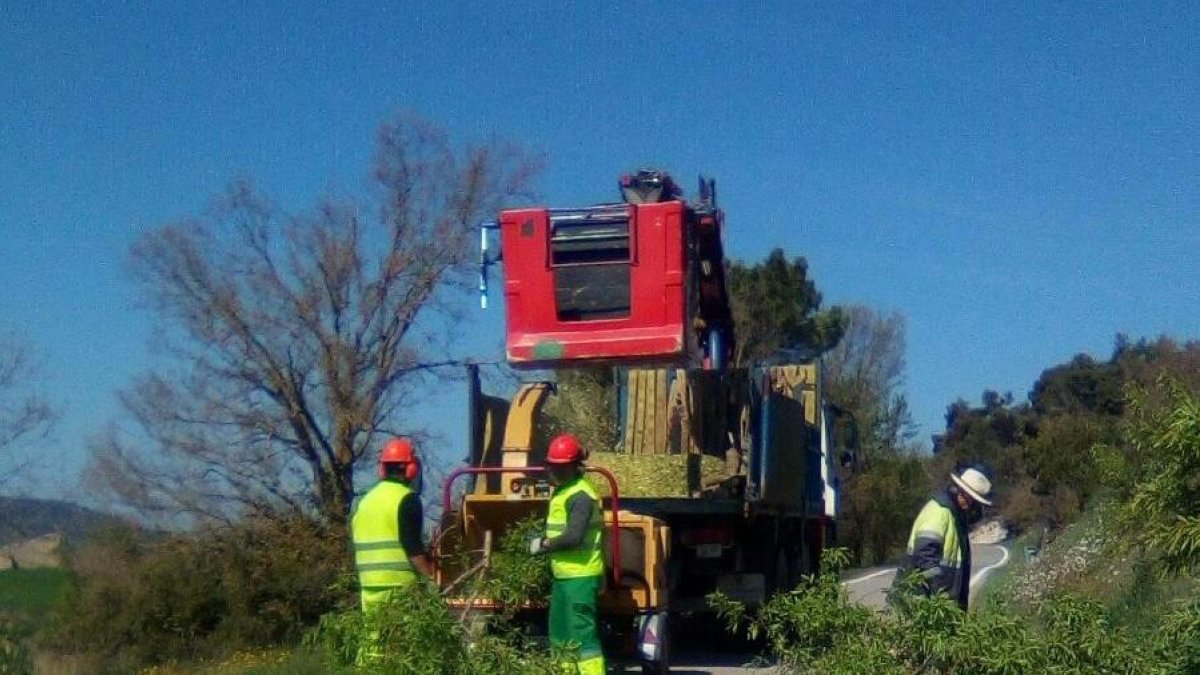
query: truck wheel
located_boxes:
[642,654,669,675]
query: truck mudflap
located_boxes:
[637,610,669,665]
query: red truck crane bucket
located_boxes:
[499,201,690,366]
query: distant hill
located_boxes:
[0,497,126,547]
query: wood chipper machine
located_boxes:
[435,368,674,670]
[433,170,844,673]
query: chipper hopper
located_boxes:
[434,378,673,670]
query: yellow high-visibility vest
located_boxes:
[545,476,604,579]
[351,480,416,590]
[906,498,962,569]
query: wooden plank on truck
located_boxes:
[653,367,668,454]
[625,368,674,456]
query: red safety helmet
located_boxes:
[379,437,420,481]
[546,433,584,465]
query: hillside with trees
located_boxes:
[0,497,121,547]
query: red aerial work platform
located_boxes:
[480,170,734,369]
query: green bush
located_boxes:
[1155,596,1200,674]
[306,520,580,675]
[47,514,350,671]
[306,582,565,674]
[0,616,31,675]
[711,548,1200,675]
[1095,377,1200,575]
[838,452,930,565]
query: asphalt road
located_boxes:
[653,543,1011,674]
[842,543,1011,609]
[607,646,768,674]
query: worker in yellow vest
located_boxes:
[528,433,606,675]
[351,438,433,612]
[894,466,994,610]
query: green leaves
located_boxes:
[307,582,561,674]
[726,248,844,365]
[1097,376,1200,575]
[709,547,1200,675]
[471,517,552,613]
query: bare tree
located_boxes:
[822,305,914,460]
[822,305,926,564]
[87,115,541,526]
[0,334,57,492]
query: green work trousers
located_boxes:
[549,575,605,675]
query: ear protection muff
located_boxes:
[402,456,420,482]
[379,458,420,482]
[378,438,420,481]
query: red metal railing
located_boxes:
[440,465,622,587]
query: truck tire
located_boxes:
[642,649,670,675]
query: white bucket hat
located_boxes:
[950,467,993,506]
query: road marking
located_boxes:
[969,544,1010,588]
[842,545,1010,589]
[841,568,895,586]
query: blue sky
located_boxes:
[2,3,1197,497]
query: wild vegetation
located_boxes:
[35,517,348,673]
[306,519,562,675]
[304,584,564,675]
[2,113,1196,673]
[709,373,1200,675]
[0,570,67,675]
[713,548,1199,674]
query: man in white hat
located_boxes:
[893,465,994,610]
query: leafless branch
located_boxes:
[0,335,59,491]
[87,113,541,526]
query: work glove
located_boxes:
[528,536,547,555]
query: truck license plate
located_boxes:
[695,543,722,559]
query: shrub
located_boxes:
[0,616,31,675]
[839,452,930,565]
[306,582,564,674]
[308,519,580,675]
[47,514,350,671]
[1095,377,1200,575]
[1155,596,1200,674]
[711,548,1200,675]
